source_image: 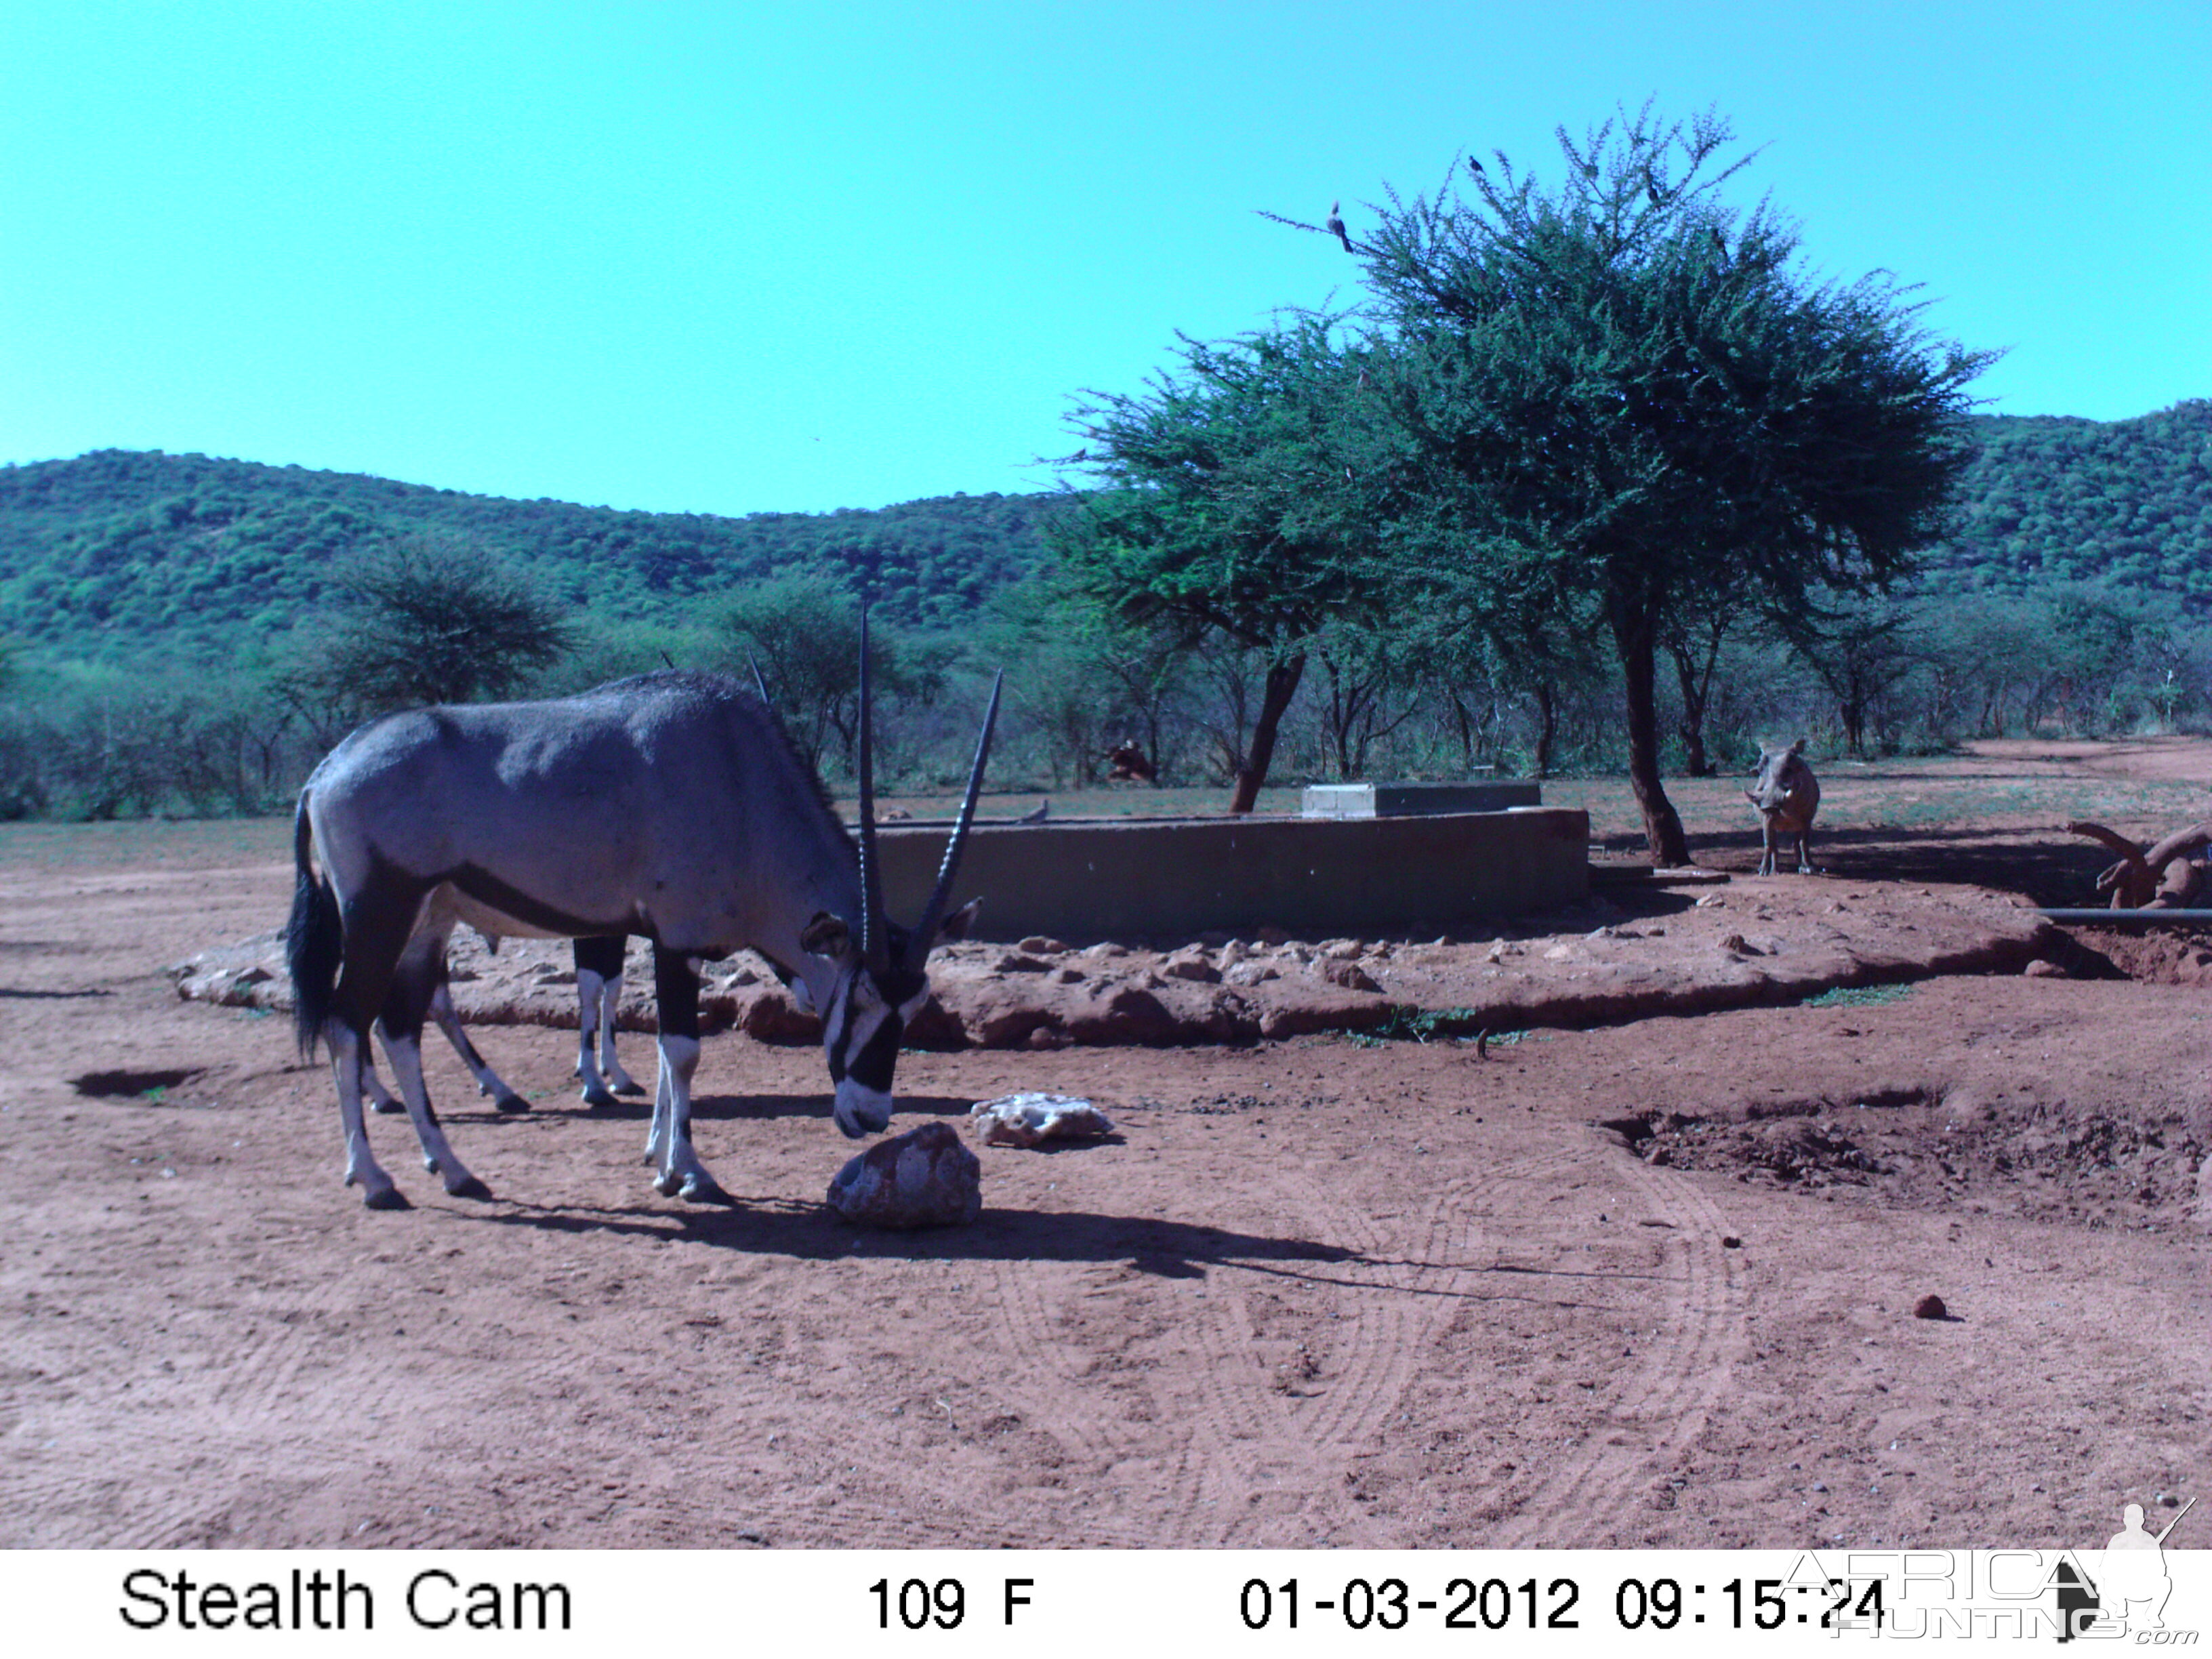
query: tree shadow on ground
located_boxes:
[1685,823,2120,905]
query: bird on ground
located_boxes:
[1325,200,1352,253]
[1017,800,1050,825]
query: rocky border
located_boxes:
[171,878,2060,1050]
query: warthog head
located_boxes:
[1746,739,1820,875]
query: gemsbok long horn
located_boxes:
[855,609,888,973]
[915,669,1005,952]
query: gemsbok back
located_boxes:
[287,634,1001,1208]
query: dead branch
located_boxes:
[2067,819,2212,908]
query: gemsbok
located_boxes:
[287,632,1000,1208]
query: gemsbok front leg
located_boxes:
[646,945,731,1205]
[574,935,642,1107]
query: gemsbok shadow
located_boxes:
[462,1187,1656,1310]
[467,1193,1356,1283]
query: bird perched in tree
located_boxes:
[1467,156,1486,181]
[1708,226,1728,261]
[1325,200,1352,252]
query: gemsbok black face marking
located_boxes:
[286,619,1001,1208]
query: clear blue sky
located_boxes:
[2,1,2205,516]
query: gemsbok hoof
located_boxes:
[493,1091,531,1113]
[445,1175,494,1201]
[582,1085,620,1111]
[363,1186,412,1211]
[678,1175,735,1206]
[616,1079,648,1097]
[369,1097,404,1116]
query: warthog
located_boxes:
[1746,739,1820,875]
[1103,740,1157,783]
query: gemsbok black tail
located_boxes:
[285,793,343,1061]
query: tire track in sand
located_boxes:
[1483,1135,1748,1546]
[966,1135,1592,1546]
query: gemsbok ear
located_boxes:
[933,897,983,945]
[799,912,853,958]
[1788,737,1807,756]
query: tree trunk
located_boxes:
[1449,690,1477,772]
[1611,596,1690,867]
[1666,626,1722,777]
[1532,679,1559,779]
[1840,693,1867,760]
[1229,653,1307,814]
[1322,655,1356,780]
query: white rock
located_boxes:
[969,1092,1115,1149]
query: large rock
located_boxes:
[825,1122,981,1229]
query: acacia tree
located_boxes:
[1312,614,1429,780]
[1789,590,1925,757]
[278,535,574,735]
[1057,319,1399,813]
[1330,103,1990,863]
[716,572,940,775]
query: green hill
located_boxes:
[3,401,2207,667]
[1924,399,2212,601]
[0,449,1066,664]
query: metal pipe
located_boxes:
[2038,908,2212,926]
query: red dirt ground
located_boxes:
[3,742,2208,1550]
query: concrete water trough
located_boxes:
[1300,779,1542,817]
[876,800,1589,942]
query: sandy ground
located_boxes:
[3,743,2209,1550]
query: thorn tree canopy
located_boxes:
[1056,317,1403,813]
[317,535,574,713]
[1342,102,1994,864]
